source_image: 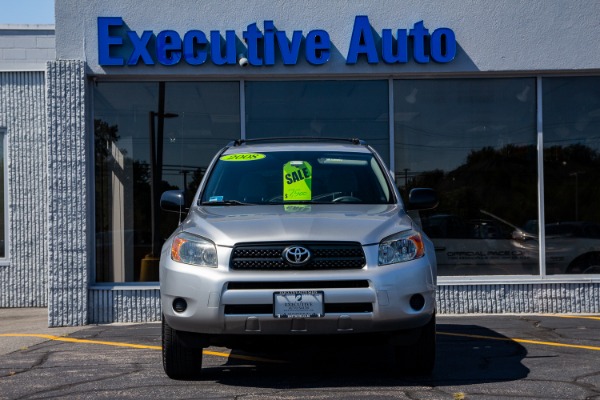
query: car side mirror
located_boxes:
[160,190,185,213]
[407,188,439,210]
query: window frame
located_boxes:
[89,77,600,287]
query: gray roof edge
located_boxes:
[0,24,55,31]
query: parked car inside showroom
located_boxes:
[158,138,439,379]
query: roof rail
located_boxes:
[228,137,366,147]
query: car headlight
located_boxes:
[378,230,425,265]
[171,232,217,267]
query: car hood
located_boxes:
[178,204,414,247]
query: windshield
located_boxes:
[200,150,394,205]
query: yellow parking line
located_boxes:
[4,329,599,361]
[0,333,162,350]
[0,333,285,363]
[204,349,286,363]
[437,331,600,351]
[548,314,600,321]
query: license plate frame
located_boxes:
[273,290,324,318]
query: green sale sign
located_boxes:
[283,161,312,201]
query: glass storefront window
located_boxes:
[543,77,600,275]
[92,76,600,281]
[394,78,538,276]
[245,81,390,164]
[94,82,240,282]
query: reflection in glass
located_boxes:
[94,82,240,282]
[245,81,390,164]
[543,77,600,275]
[394,78,538,276]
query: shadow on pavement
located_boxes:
[197,324,530,387]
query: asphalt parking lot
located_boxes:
[1,310,599,399]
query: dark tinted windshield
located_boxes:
[201,150,393,205]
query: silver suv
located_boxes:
[159,138,438,379]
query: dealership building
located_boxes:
[1,0,600,326]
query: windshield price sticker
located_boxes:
[220,153,266,161]
[274,290,324,318]
[283,161,312,201]
[284,205,312,213]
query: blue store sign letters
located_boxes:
[98,16,456,67]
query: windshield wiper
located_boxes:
[201,200,250,206]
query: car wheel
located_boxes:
[582,264,600,274]
[162,317,203,379]
[394,314,436,376]
[568,253,600,274]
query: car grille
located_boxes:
[227,280,370,290]
[230,242,366,270]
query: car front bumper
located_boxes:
[161,244,436,335]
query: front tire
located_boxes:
[162,317,203,379]
[394,314,436,376]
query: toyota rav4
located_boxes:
[159,138,438,378]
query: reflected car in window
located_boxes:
[422,212,600,276]
[544,222,600,274]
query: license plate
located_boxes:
[273,291,324,318]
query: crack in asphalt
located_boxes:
[10,364,144,400]
[514,377,600,400]
[520,316,567,341]
[1,351,50,378]
[520,315,573,342]
[574,370,600,399]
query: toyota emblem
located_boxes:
[283,246,311,265]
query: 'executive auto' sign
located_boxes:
[98,16,456,67]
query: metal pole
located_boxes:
[575,173,579,222]
[157,82,166,187]
[152,83,166,256]
[148,111,157,257]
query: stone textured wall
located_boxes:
[0,71,48,308]
[88,288,162,324]
[437,283,600,314]
[46,60,88,326]
[87,283,600,324]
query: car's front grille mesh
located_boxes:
[227,280,370,290]
[230,242,366,270]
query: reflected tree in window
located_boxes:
[94,81,240,282]
[394,78,538,276]
[543,77,600,275]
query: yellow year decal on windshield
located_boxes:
[220,153,266,161]
[283,161,312,201]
